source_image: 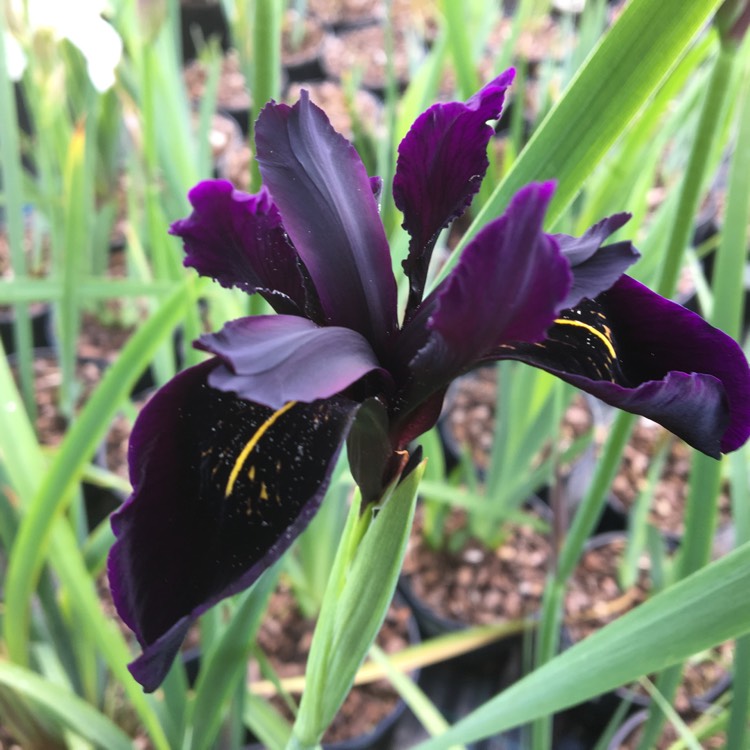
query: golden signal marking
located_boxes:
[553,318,616,361]
[225,400,297,498]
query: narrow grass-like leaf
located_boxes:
[189,567,280,750]
[369,644,465,750]
[0,661,133,750]
[58,121,90,416]
[711,45,750,750]
[252,621,529,699]
[0,21,35,418]
[440,0,480,100]
[4,281,189,666]
[249,0,282,190]
[413,541,750,749]
[0,343,47,500]
[244,693,292,750]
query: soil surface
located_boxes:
[610,418,732,539]
[441,365,593,473]
[254,585,414,745]
[11,352,104,445]
[401,504,552,626]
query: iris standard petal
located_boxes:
[197,314,388,409]
[402,182,571,401]
[393,69,515,310]
[554,213,640,308]
[494,277,750,457]
[254,92,398,350]
[108,360,358,691]
[170,180,316,318]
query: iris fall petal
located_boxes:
[496,276,750,456]
[108,360,357,691]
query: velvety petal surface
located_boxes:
[197,314,388,409]
[108,360,358,691]
[494,276,750,457]
[170,180,315,318]
[393,70,515,309]
[254,92,398,350]
[553,213,640,308]
[401,182,571,403]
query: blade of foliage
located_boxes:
[48,520,171,750]
[440,0,480,100]
[244,692,292,750]
[248,0,282,190]
[251,621,529,698]
[0,661,133,750]
[4,282,189,665]
[0,19,35,418]
[414,541,750,749]
[434,0,724,288]
[58,121,90,416]
[189,567,280,750]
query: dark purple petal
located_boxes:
[393,70,515,310]
[493,277,750,457]
[169,180,316,318]
[400,182,571,402]
[196,314,388,409]
[108,360,358,691]
[254,92,398,350]
[553,213,640,308]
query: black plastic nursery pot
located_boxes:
[0,302,56,356]
[180,0,230,63]
[281,13,328,84]
[607,707,727,750]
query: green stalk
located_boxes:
[441,0,480,100]
[249,0,282,191]
[58,121,89,417]
[0,13,35,420]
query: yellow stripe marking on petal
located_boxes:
[553,318,617,361]
[225,400,297,498]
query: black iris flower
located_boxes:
[108,70,750,691]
